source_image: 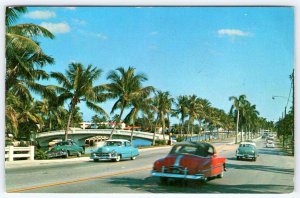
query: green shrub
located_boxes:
[176,136,185,142]
[35,148,49,160]
[155,140,167,145]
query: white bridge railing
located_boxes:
[36,129,166,140]
[5,146,35,161]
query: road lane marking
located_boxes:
[7,166,152,193]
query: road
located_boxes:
[5,138,294,193]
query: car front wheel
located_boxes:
[64,151,69,158]
[113,154,121,162]
[131,156,136,160]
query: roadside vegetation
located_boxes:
[5,7,293,150]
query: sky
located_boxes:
[16,6,294,124]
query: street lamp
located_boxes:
[272,95,291,116]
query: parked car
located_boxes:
[236,142,258,161]
[90,139,139,162]
[151,142,226,183]
[266,142,275,148]
[46,140,84,158]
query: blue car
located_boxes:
[90,139,139,162]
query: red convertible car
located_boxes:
[151,142,226,183]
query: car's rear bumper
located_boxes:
[151,171,205,180]
[237,154,256,158]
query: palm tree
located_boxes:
[196,98,211,141]
[124,95,153,142]
[50,63,107,140]
[152,91,173,144]
[103,67,154,139]
[5,7,55,139]
[186,95,202,141]
[243,102,259,139]
[35,96,67,131]
[173,95,188,137]
[6,7,55,94]
[229,94,247,143]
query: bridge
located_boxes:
[35,129,169,147]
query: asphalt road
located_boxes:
[5,138,294,193]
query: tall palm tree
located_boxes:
[103,67,154,139]
[187,95,202,141]
[50,63,107,140]
[229,94,247,143]
[243,102,259,139]
[152,91,173,143]
[124,95,153,142]
[196,98,211,141]
[5,7,55,139]
[173,95,188,137]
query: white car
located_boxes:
[266,142,275,148]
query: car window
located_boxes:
[106,141,123,146]
[170,145,210,157]
[207,146,214,155]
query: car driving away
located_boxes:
[151,142,226,184]
[90,139,139,162]
[236,142,258,161]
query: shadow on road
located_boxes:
[107,176,293,193]
[226,163,294,175]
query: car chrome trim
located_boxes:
[174,155,184,166]
[151,171,205,180]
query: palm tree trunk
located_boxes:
[236,109,240,144]
[161,113,166,141]
[109,106,125,139]
[180,117,184,137]
[65,104,75,140]
[152,115,159,145]
[130,119,136,143]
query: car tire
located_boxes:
[131,156,136,160]
[77,152,81,157]
[217,171,224,178]
[64,151,69,158]
[236,156,239,160]
[253,157,257,161]
[113,154,121,162]
[201,177,208,184]
[93,159,99,162]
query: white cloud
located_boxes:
[96,33,107,40]
[218,29,250,37]
[25,10,56,19]
[40,22,71,34]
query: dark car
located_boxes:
[46,140,84,158]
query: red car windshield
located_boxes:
[170,145,211,157]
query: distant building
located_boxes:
[80,121,126,129]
